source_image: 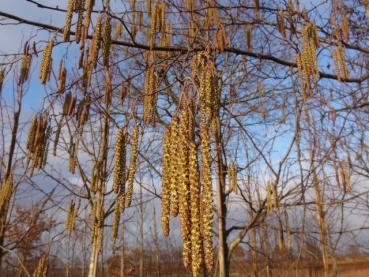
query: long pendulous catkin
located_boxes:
[189,141,202,276]
[161,127,171,236]
[125,125,139,207]
[112,197,121,241]
[63,0,76,42]
[0,175,13,212]
[178,106,192,269]
[75,0,85,43]
[19,54,32,85]
[200,125,214,271]
[113,128,127,195]
[39,40,54,84]
[90,14,102,69]
[228,164,238,193]
[169,116,179,217]
[102,14,111,66]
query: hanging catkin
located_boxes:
[0,68,5,94]
[102,15,111,66]
[90,14,102,69]
[125,125,139,207]
[112,197,121,241]
[0,175,13,212]
[169,117,179,217]
[75,0,85,43]
[228,164,238,193]
[200,125,214,271]
[19,54,32,85]
[39,40,54,84]
[161,127,171,236]
[113,128,127,195]
[178,106,192,269]
[63,0,76,41]
[189,141,202,276]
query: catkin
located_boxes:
[63,0,76,42]
[75,0,85,43]
[189,141,202,276]
[65,199,76,233]
[228,164,238,193]
[125,126,139,207]
[102,15,112,66]
[39,40,54,84]
[169,117,179,217]
[0,175,13,212]
[90,14,102,69]
[200,125,214,270]
[112,197,121,241]
[178,106,192,269]
[113,128,127,196]
[19,54,32,85]
[161,127,171,236]
[84,0,95,35]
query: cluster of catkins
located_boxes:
[296,23,320,98]
[26,113,50,176]
[161,96,215,276]
[65,198,80,233]
[112,126,140,240]
[163,52,220,275]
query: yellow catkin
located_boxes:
[39,40,54,84]
[228,164,238,193]
[189,141,202,276]
[169,117,179,217]
[65,199,75,233]
[161,127,171,236]
[200,125,214,271]
[125,126,139,207]
[63,0,76,41]
[84,0,95,35]
[102,15,112,66]
[113,128,127,195]
[0,175,13,212]
[178,107,191,269]
[266,181,272,213]
[19,54,32,85]
[75,0,85,43]
[341,159,351,192]
[112,197,121,241]
[90,14,102,69]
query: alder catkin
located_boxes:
[64,0,76,42]
[161,127,171,236]
[75,0,85,43]
[90,14,102,69]
[125,125,139,207]
[189,141,202,276]
[0,68,4,94]
[102,15,112,66]
[200,125,214,270]
[39,40,54,84]
[169,117,179,217]
[0,175,13,212]
[113,128,127,195]
[178,107,191,269]
[19,54,32,85]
